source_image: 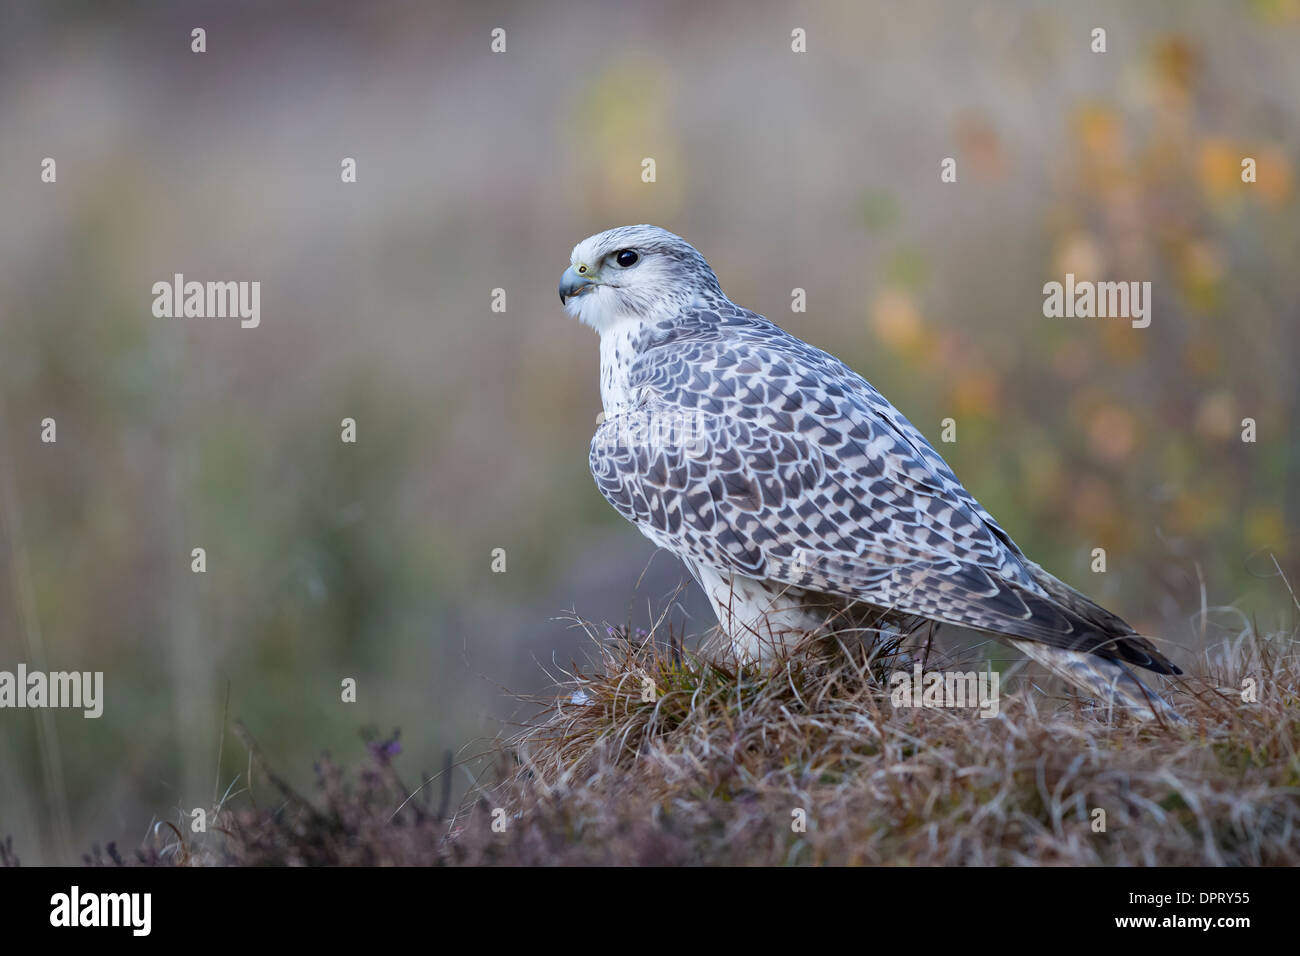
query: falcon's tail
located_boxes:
[1006,638,1182,723]
[1023,561,1182,676]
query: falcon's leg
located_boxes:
[690,565,834,663]
[687,563,909,666]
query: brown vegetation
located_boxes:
[89,612,1300,866]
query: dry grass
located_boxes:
[56,609,1300,867]
[447,619,1300,865]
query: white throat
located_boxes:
[597,315,651,417]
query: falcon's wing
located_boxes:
[589,318,1176,674]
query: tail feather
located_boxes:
[1023,562,1182,676]
[1007,637,1182,722]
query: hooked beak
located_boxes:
[559,265,596,304]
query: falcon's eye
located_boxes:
[614,249,639,268]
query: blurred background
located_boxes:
[0,0,1297,863]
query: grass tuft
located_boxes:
[455,618,1300,865]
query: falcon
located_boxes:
[559,225,1180,720]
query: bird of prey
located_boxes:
[559,225,1180,720]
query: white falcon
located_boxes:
[559,225,1180,719]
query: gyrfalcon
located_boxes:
[559,225,1180,719]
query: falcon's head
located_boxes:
[559,225,723,332]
